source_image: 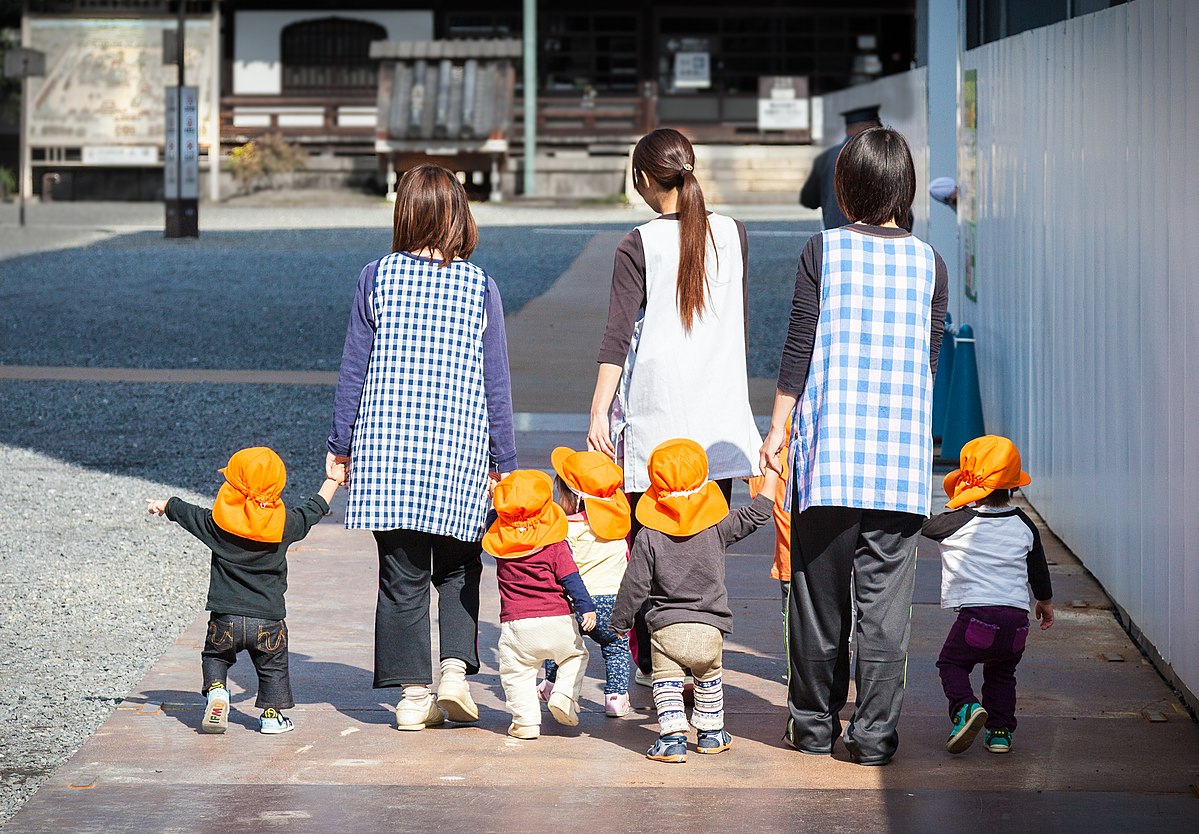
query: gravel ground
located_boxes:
[0,221,813,379]
[0,444,210,826]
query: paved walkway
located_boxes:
[7,422,1199,831]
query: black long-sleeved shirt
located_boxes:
[776,226,950,397]
[166,495,329,620]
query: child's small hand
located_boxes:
[580,611,597,632]
[146,499,168,516]
[1035,600,1054,630]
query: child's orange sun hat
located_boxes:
[483,470,569,559]
[943,435,1031,509]
[635,438,729,537]
[212,447,288,543]
[550,447,631,540]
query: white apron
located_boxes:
[613,213,763,493]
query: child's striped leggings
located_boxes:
[648,622,724,735]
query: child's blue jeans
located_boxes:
[544,593,630,694]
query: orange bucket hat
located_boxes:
[212,447,288,543]
[483,470,569,559]
[550,447,631,540]
[635,438,729,538]
[943,435,1032,509]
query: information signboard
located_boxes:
[758,76,810,131]
[180,86,199,200]
[164,87,179,199]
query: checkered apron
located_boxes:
[345,253,491,540]
[787,229,937,516]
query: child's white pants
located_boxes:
[498,615,588,728]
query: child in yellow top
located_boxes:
[538,447,635,717]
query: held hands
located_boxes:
[580,611,597,632]
[1035,600,1055,630]
[145,499,168,516]
[325,451,351,486]
[759,424,787,475]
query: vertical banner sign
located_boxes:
[960,69,979,302]
[164,87,179,199]
[180,86,200,200]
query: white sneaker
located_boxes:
[202,685,229,734]
[536,677,554,702]
[436,678,479,723]
[395,696,446,731]
[605,692,632,717]
[258,708,295,735]
[508,723,540,739]
[547,691,579,726]
[634,669,653,687]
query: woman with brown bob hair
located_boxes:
[761,127,948,766]
[588,128,762,681]
[327,164,516,732]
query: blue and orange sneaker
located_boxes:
[202,682,229,734]
[696,728,733,754]
[646,734,688,763]
[985,728,1012,753]
[946,702,988,753]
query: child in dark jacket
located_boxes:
[147,446,340,735]
[611,438,778,763]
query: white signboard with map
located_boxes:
[27,17,215,150]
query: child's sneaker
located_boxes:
[985,728,1013,753]
[696,728,733,754]
[508,723,540,740]
[946,702,988,754]
[547,691,580,726]
[258,708,294,734]
[634,668,653,687]
[536,677,554,703]
[202,683,229,734]
[604,692,631,717]
[646,734,688,763]
[395,695,446,731]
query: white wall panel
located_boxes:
[961,0,1199,698]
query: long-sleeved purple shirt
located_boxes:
[327,258,518,472]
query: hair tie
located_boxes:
[681,162,694,173]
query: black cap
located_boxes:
[841,105,881,126]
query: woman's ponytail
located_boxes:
[632,129,716,332]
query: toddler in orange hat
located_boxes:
[922,435,1054,755]
[147,447,341,735]
[610,439,779,763]
[483,470,598,739]
[536,448,634,717]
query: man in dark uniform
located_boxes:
[800,105,882,229]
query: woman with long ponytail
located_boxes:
[587,128,762,682]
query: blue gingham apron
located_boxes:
[787,229,937,516]
[345,252,491,540]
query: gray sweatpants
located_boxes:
[785,504,922,764]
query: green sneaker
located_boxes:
[946,702,988,754]
[985,728,1012,753]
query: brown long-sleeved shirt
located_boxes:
[610,493,773,636]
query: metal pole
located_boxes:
[522,0,536,196]
[177,0,185,209]
[18,0,28,226]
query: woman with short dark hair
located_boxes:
[760,127,949,766]
[327,164,517,732]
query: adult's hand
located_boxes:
[326,451,351,485]
[587,412,616,459]
[587,363,622,459]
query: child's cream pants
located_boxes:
[498,614,589,728]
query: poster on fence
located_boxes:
[960,68,978,302]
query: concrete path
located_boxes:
[6,425,1198,831]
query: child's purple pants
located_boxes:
[936,605,1030,731]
